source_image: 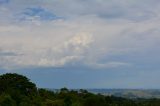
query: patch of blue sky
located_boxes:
[19,7,61,21]
[0,0,9,4]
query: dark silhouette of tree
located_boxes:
[60,87,69,93]
[0,73,37,96]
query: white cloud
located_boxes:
[64,32,93,53]
[89,62,132,69]
[0,26,94,69]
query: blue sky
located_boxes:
[0,0,160,89]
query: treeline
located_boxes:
[0,73,160,106]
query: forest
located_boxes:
[0,73,160,106]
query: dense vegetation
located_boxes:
[0,73,160,106]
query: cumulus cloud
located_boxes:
[0,26,94,69]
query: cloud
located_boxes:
[0,51,19,57]
[0,0,160,71]
[32,0,158,22]
[0,28,94,69]
[0,16,158,70]
[90,62,132,69]
[64,32,93,54]
[1,0,159,23]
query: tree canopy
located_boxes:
[0,73,37,96]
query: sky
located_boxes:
[0,0,160,89]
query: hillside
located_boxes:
[88,89,160,99]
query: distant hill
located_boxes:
[49,88,160,99]
[87,89,160,99]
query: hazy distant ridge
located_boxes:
[87,89,160,99]
[49,89,160,99]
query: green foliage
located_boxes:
[0,73,38,105]
[45,99,64,106]
[0,93,16,106]
[60,87,69,93]
[1,73,160,106]
[39,88,55,100]
[0,73,37,96]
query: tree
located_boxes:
[60,87,69,93]
[0,73,38,105]
[0,93,16,106]
[64,96,72,106]
[0,73,37,96]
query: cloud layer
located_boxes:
[0,0,160,71]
